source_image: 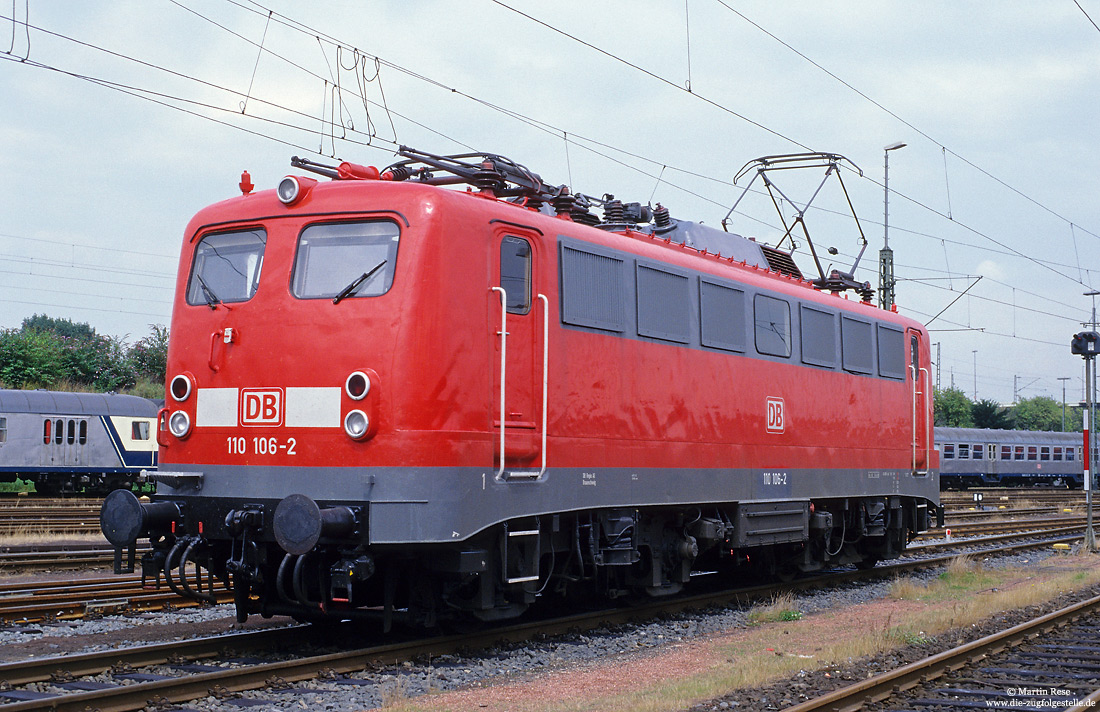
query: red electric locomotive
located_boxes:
[101,147,940,627]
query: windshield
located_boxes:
[291,221,400,300]
[186,229,266,306]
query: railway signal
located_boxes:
[1071,331,1098,552]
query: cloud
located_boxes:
[974,260,1006,282]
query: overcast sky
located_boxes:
[1,1,1098,405]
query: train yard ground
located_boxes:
[0,492,1089,709]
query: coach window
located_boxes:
[971,444,983,460]
[943,444,955,459]
[1014,445,1025,461]
[186,228,267,306]
[0,417,6,444]
[67,420,75,445]
[500,236,532,314]
[79,420,87,445]
[292,221,400,301]
[958,444,969,459]
[43,419,51,445]
[1000,445,1011,460]
[1054,447,1064,461]
[1068,448,1077,461]
[1040,446,1050,461]
[754,294,791,357]
[132,421,150,440]
[1027,446,1037,461]
[54,419,63,445]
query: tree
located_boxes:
[0,316,167,393]
[21,314,96,341]
[1011,396,1063,431]
[127,324,169,385]
[971,399,1011,430]
[935,387,974,427]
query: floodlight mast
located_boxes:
[879,142,907,310]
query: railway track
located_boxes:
[0,501,104,538]
[0,529,1089,710]
[0,573,231,624]
[784,593,1100,711]
[0,528,1078,625]
[0,514,1085,624]
[0,542,146,572]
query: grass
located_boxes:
[746,591,803,625]
[389,555,1100,712]
[0,480,34,495]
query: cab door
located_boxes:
[908,329,932,473]
[490,230,546,477]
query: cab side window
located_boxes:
[500,236,531,314]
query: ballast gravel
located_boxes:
[0,549,1061,711]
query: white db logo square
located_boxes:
[766,397,785,433]
[241,389,283,426]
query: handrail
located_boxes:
[537,293,549,478]
[208,331,221,373]
[921,366,932,472]
[911,364,918,473]
[491,287,507,478]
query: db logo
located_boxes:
[241,389,283,426]
[766,397,785,434]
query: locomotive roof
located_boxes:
[0,389,158,417]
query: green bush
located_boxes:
[0,318,166,394]
[0,328,63,388]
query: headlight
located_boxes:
[345,371,370,400]
[277,176,301,204]
[277,176,316,205]
[344,410,369,440]
[168,410,192,439]
[170,374,192,402]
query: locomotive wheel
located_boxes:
[775,565,798,583]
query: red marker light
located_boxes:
[239,170,254,195]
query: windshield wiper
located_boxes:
[332,260,388,304]
[195,273,221,310]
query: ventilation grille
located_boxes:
[759,245,803,279]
